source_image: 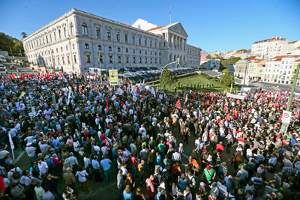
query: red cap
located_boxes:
[206,165,211,170]
[39,137,43,140]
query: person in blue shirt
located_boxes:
[123,185,133,200]
[156,152,161,164]
[100,155,113,181]
[92,156,102,182]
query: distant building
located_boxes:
[0,51,9,57]
[22,8,200,73]
[227,64,235,75]
[201,59,220,70]
[251,36,294,58]
[278,55,300,84]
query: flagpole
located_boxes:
[170,6,171,24]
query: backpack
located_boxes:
[13,168,20,179]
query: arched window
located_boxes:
[70,22,74,34]
[85,43,89,49]
[82,22,88,35]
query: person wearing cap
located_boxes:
[25,142,36,164]
[203,165,216,185]
[63,167,76,190]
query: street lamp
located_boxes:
[160,58,180,90]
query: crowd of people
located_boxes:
[0,72,300,200]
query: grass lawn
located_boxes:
[153,73,240,93]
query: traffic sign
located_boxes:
[282,110,292,124]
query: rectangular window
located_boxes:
[132,36,135,44]
[126,48,128,53]
[139,37,141,45]
[125,34,128,43]
[145,58,147,64]
[116,33,120,42]
[62,57,65,65]
[107,31,111,40]
[74,55,77,63]
[139,57,142,64]
[150,40,152,47]
[96,28,101,37]
[86,55,90,63]
[145,39,147,46]
[118,56,121,63]
[126,57,129,63]
[58,30,61,38]
[67,56,70,64]
[109,56,113,63]
[133,57,136,63]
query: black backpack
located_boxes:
[13,168,20,179]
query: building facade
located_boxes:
[22,9,201,73]
[251,36,294,59]
[278,55,300,84]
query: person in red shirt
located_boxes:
[216,142,224,153]
[172,161,181,182]
[130,153,138,178]
[145,175,155,200]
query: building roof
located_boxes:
[147,25,166,32]
[289,41,298,44]
[253,36,286,44]
[254,59,266,63]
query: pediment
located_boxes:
[169,23,188,37]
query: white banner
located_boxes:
[294,92,300,96]
[9,133,14,150]
[282,110,292,124]
[226,93,246,100]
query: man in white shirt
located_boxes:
[94,143,101,155]
[172,150,181,162]
[25,143,37,164]
[130,141,137,153]
[38,159,48,177]
[67,152,79,167]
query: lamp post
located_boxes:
[160,58,180,90]
[99,52,102,83]
[280,64,300,134]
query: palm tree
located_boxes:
[21,32,27,39]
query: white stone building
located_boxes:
[22,8,201,73]
[251,36,294,59]
[278,55,300,84]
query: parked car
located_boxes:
[0,64,5,71]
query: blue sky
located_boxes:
[0,0,299,52]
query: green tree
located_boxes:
[220,73,234,86]
[161,67,177,89]
[207,54,212,59]
[0,32,24,56]
[21,32,27,39]
[222,69,229,74]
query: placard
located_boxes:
[109,70,118,85]
[282,110,292,124]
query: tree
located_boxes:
[207,54,212,59]
[0,32,24,56]
[222,69,229,74]
[220,73,234,86]
[161,67,177,89]
[21,32,27,39]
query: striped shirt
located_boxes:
[281,167,297,176]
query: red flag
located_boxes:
[7,75,10,78]
[115,97,118,102]
[11,73,16,79]
[225,114,231,120]
[121,114,124,120]
[206,92,208,96]
[287,90,290,95]
[175,99,181,108]
[73,83,75,87]
[121,102,125,108]
[139,109,142,116]
[106,100,109,112]
[192,91,195,96]
[59,72,62,78]
[18,77,22,80]
[201,90,203,94]
[22,73,25,78]
[137,87,140,94]
[207,100,210,105]
[3,77,5,82]
[30,74,34,78]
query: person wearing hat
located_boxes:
[203,165,216,185]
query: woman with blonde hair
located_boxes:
[123,185,133,200]
[135,187,146,200]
